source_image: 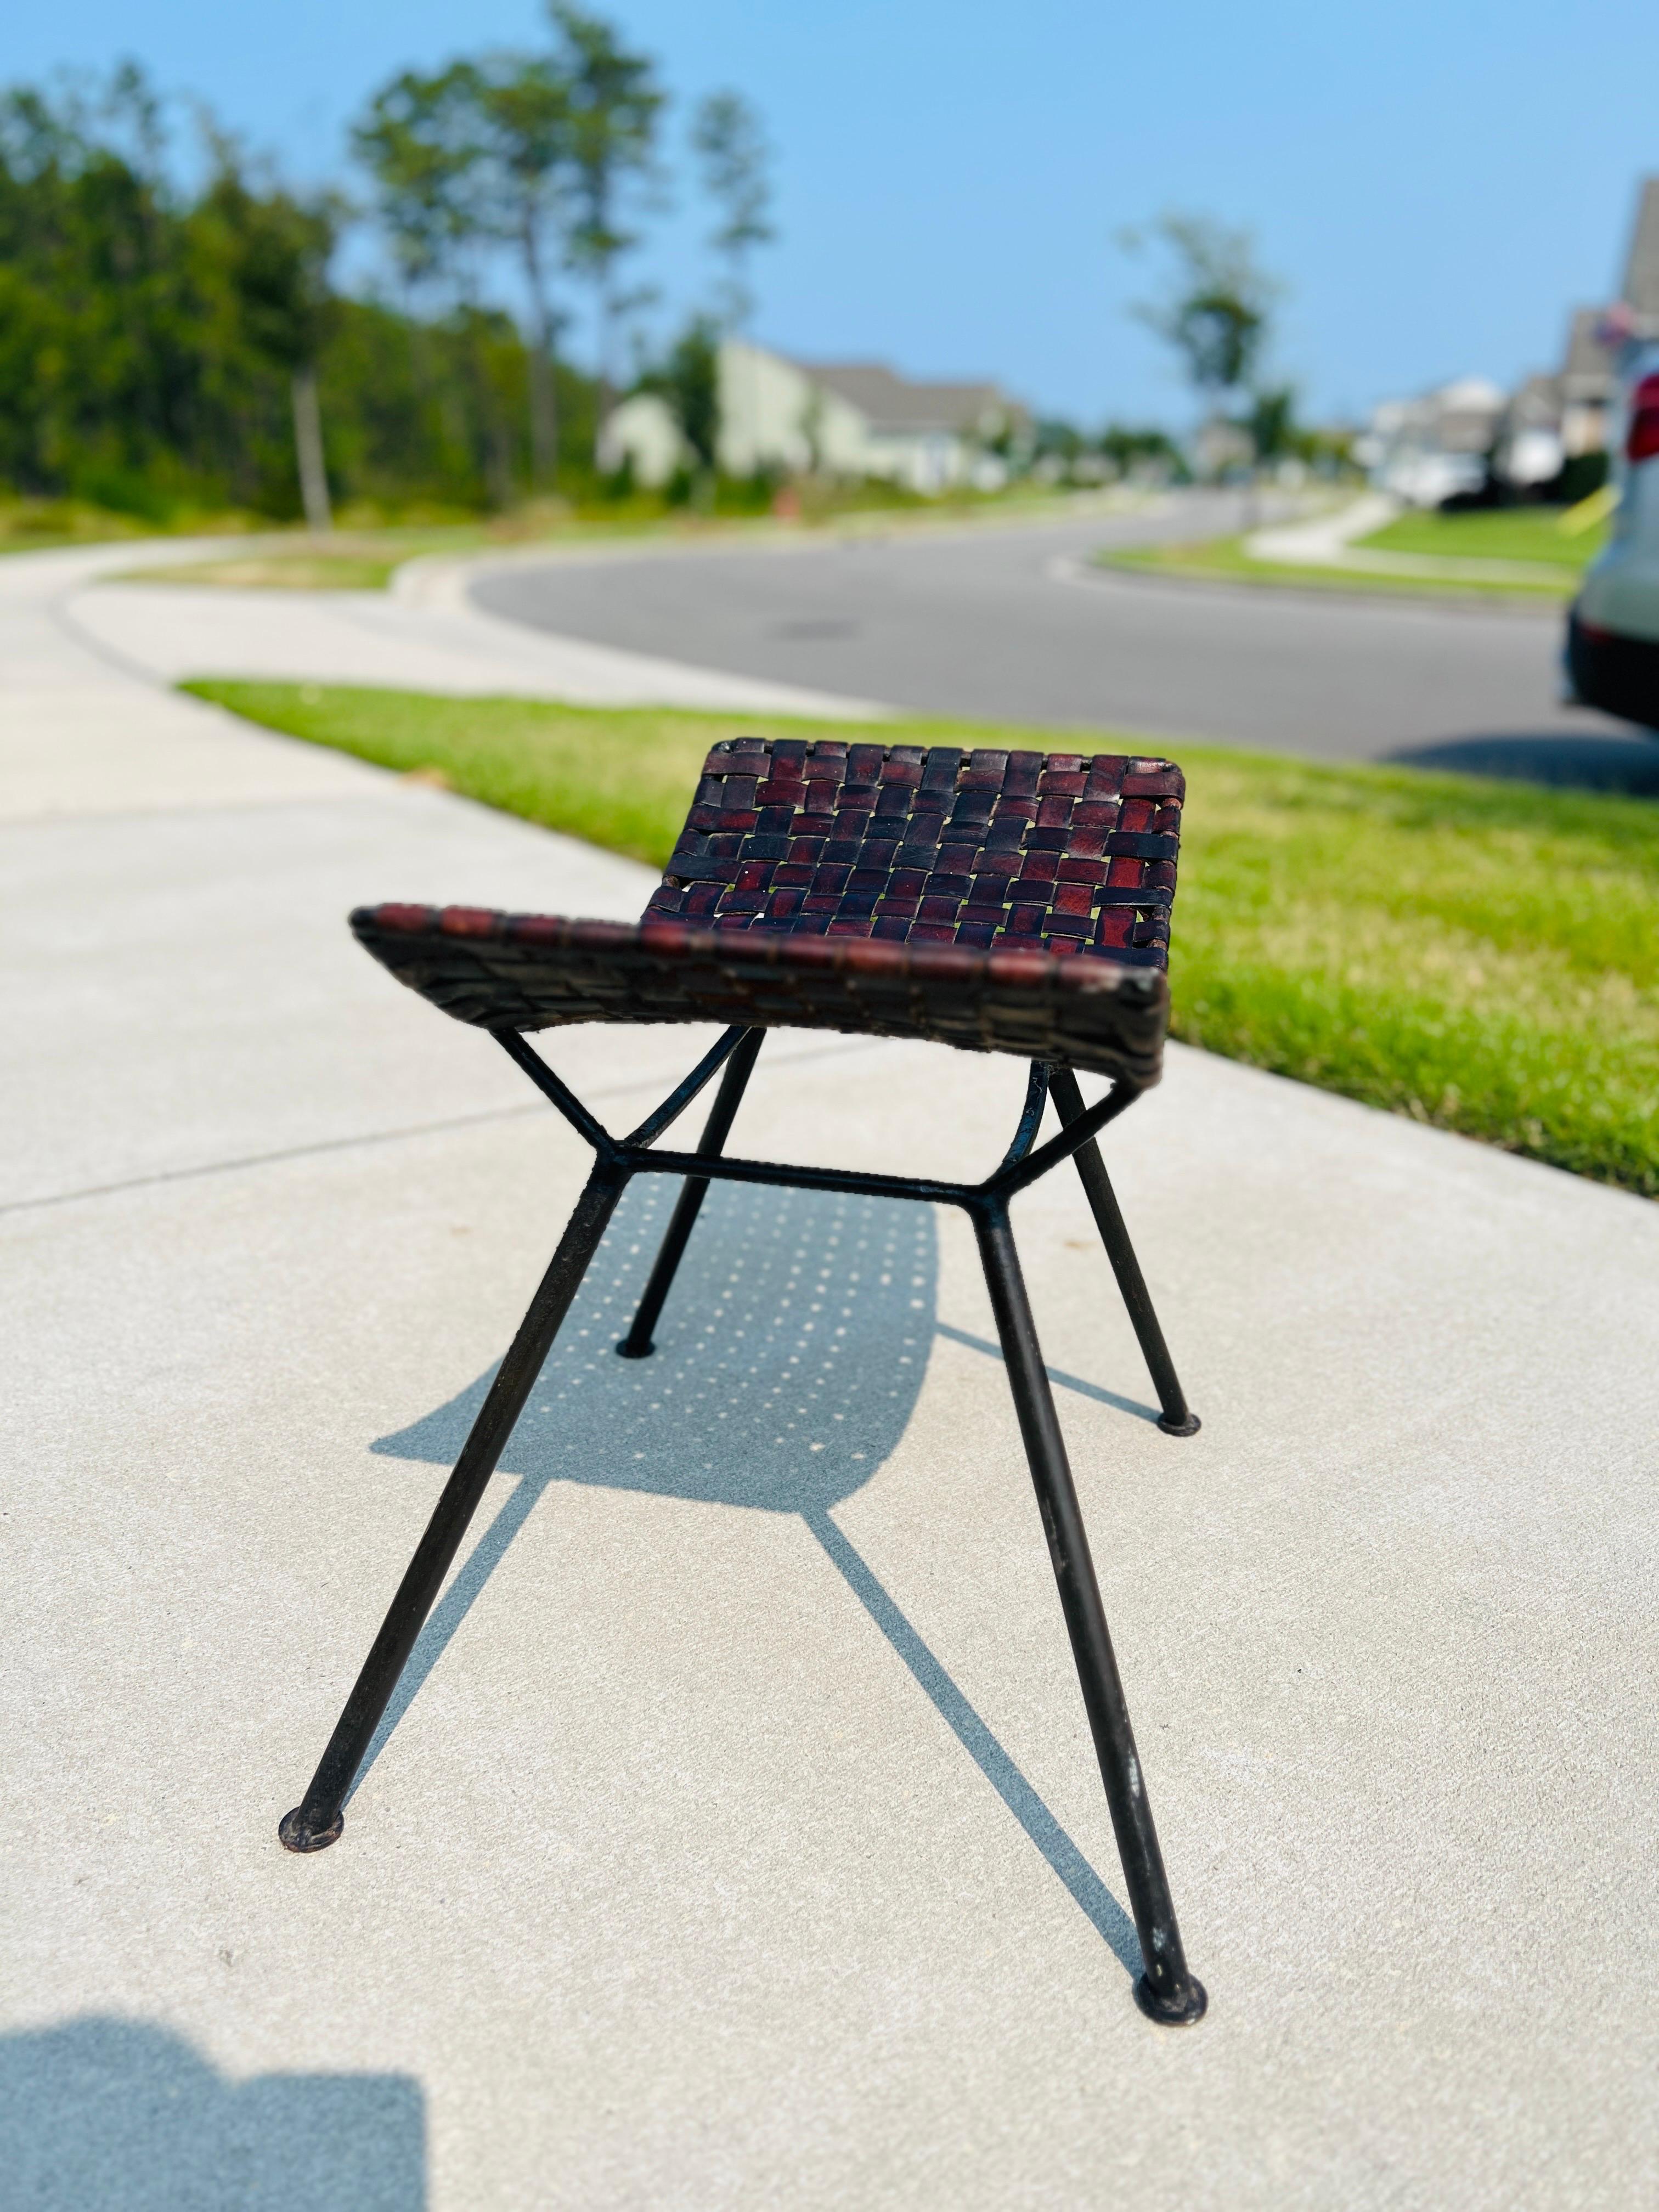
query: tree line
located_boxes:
[0,10,1336,529]
[0,8,774,524]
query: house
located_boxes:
[1549,177,1659,451]
[1558,309,1618,458]
[1189,415,1254,481]
[1521,179,1659,466]
[1622,175,1659,337]
[599,340,1029,493]
[1493,371,1566,490]
[783,358,1026,490]
[1356,176,1659,505]
[1357,377,1506,506]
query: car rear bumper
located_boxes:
[1565,608,1659,731]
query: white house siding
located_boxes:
[714,343,871,476]
[596,393,689,487]
[867,430,945,490]
[599,340,1020,491]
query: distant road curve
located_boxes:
[472,495,1657,790]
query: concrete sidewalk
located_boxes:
[47,536,888,718]
[4,545,1658,2209]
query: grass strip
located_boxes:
[1103,505,1606,602]
[122,550,416,590]
[97,489,1105,591]
[1101,534,1576,600]
[186,680,1659,1197]
[1357,506,1604,569]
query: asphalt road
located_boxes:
[475,496,1659,793]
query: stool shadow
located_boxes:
[368,1179,1141,1974]
[934,1322,1162,1426]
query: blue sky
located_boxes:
[9,2,1657,427]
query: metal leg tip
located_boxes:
[1133,1973,1207,2026]
[1157,1411,1201,1438]
[614,1338,654,1359]
[279,1807,344,1854]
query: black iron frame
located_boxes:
[279,1023,1207,2027]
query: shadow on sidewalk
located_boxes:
[365,1178,1141,1975]
[0,2018,424,2210]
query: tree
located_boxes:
[352,64,516,505]
[1097,424,1186,484]
[200,145,345,528]
[553,2,663,435]
[690,89,773,336]
[473,53,573,490]
[0,63,351,518]
[644,315,720,496]
[1246,382,1299,468]
[0,70,195,505]
[352,65,490,304]
[0,60,615,522]
[1122,212,1279,452]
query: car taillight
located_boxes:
[1628,374,1659,464]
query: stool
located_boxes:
[279,737,1208,2026]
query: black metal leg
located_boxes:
[616,1029,765,1358]
[1048,1065,1199,1437]
[280,1161,629,1853]
[971,1198,1206,2024]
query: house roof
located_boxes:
[1622,177,1659,319]
[1561,307,1617,392]
[1432,376,1505,413]
[1506,372,1561,427]
[794,359,1021,437]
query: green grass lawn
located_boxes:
[0,496,260,556]
[187,680,1659,1199]
[1102,501,1607,601]
[123,546,426,590]
[108,516,691,591]
[1103,533,1579,599]
[1356,504,1604,568]
[118,520,811,592]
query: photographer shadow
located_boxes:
[0,2018,423,2210]
[369,1177,1140,1973]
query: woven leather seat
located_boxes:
[352,737,1185,1081]
[280,732,1210,2029]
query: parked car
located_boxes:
[1566,346,1659,730]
